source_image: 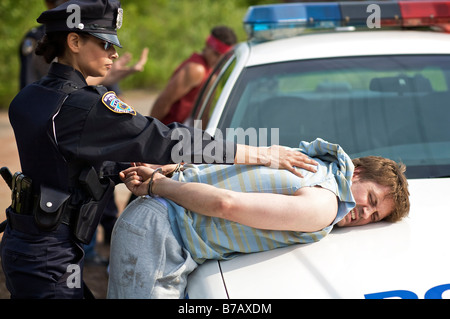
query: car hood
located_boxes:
[187,178,450,299]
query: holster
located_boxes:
[73,176,114,245]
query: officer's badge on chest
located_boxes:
[102,91,136,115]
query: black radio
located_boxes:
[11,171,33,215]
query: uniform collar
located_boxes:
[47,62,88,88]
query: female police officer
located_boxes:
[1,0,317,298]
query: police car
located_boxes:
[185,1,450,299]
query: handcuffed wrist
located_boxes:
[147,167,163,197]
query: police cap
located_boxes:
[37,0,123,48]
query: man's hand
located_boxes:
[101,48,149,86]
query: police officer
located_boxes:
[19,1,149,259]
[1,0,316,299]
[19,23,47,89]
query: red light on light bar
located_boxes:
[399,1,450,26]
[440,24,450,33]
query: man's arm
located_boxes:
[120,166,338,232]
[150,62,205,120]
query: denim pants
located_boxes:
[107,197,198,299]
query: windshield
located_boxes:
[218,55,450,179]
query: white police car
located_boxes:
[186,1,450,299]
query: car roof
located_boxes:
[245,30,450,67]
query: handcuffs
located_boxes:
[147,163,184,197]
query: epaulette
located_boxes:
[60,82,80,95]
[89,85,108,96]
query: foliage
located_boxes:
[0,0,46,109]
[0,0,278,109]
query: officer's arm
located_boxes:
[54,92,235,165]
[55,90,316,173]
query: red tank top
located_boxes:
[161,53,211,125]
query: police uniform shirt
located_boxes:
[46,62,235,168]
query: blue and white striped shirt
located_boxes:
[166,138,355,264]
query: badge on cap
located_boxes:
[102,91,136,116]
[116,8,123,29]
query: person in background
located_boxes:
[150,26,237,125]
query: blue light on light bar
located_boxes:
[244,3,342,41]
[305,3,341,25]
[244,3,308,24]
[244,1,450,42]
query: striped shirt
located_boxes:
[166,138,356,264]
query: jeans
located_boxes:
[107,197,197,299]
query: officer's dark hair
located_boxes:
[35,32,89,63]
[211,26,237,46]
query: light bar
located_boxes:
[340,1,401,27]
[244,1,450,41]
[243,3,341,41]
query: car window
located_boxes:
[218,55,450,178]
[190,51,237,129]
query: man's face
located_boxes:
[337,176,394,227]
[203,45,222,68]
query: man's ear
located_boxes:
[66,32,83,53]
[352,167,361,181]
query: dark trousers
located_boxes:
[0,207,85,299]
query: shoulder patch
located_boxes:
[102,91,136,116]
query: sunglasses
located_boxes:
[101,41,114,51]
[80,33,114,51]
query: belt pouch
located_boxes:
[74,179,114,245]
[34,185,71,231]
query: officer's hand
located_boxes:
[266,145,318,178]
[234,144,318,178]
